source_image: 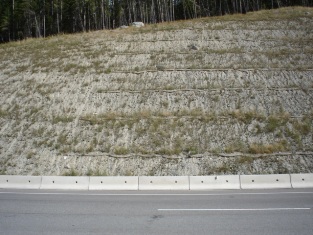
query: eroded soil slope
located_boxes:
[0,7,312,175]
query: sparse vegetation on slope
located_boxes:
[0,7,312,176]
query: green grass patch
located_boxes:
[0,108,9,118]
[265,113,290,133]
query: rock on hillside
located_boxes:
[0,7,312,176]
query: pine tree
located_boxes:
[0,0,312,43]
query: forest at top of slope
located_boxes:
[0,0,312,43]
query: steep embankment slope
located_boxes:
[0,7,312,176]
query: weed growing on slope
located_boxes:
[225,141,247,153]
[265,113,290,133]
[0,108,8,118]
[292,119,311,135]
[248,140,289,154]
[63,168,79,176]
[114,146,129,155]
[236,156,254,164]
[52,115,74,124]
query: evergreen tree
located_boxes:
[0,0,312,43]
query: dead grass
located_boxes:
[0,7,312,160]
[52,115,74,124]
[204,7,313,22]
[225,141,247,153]
[74,110,310,156]
[1,7,310,64]
[229,110,265,124]
[248,140,289,154]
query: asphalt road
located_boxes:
[0,189,312,235]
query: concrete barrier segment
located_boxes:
[240,174,292,189]
[2,174,311,190]
[89,176,139,190]
[0,175,42,189]
[40,176,90,190]
[139,176,189,190]
[290,173,313,188]
[190,175,240,190]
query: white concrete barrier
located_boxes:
[190,175,240,190]
[0,175,42,189]
[89,176,138,190]
[40,176,89,190]
[2,174,311,190]
[290,174,313,188]
[139,176,189,190]
[240,174,292,189]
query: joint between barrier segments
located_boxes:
[88,176,91,191]
[289,174,293,188]
[40,176,43,189]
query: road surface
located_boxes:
[0,189,312,235]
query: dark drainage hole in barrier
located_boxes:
[302,179,305,181]
[252,180,255,182]
[276,179,279,181]
[76,181,78,184]
[201,181,204,183]
[125,181,127,183]
[101,181,103,184]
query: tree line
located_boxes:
[0,0,312,42]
